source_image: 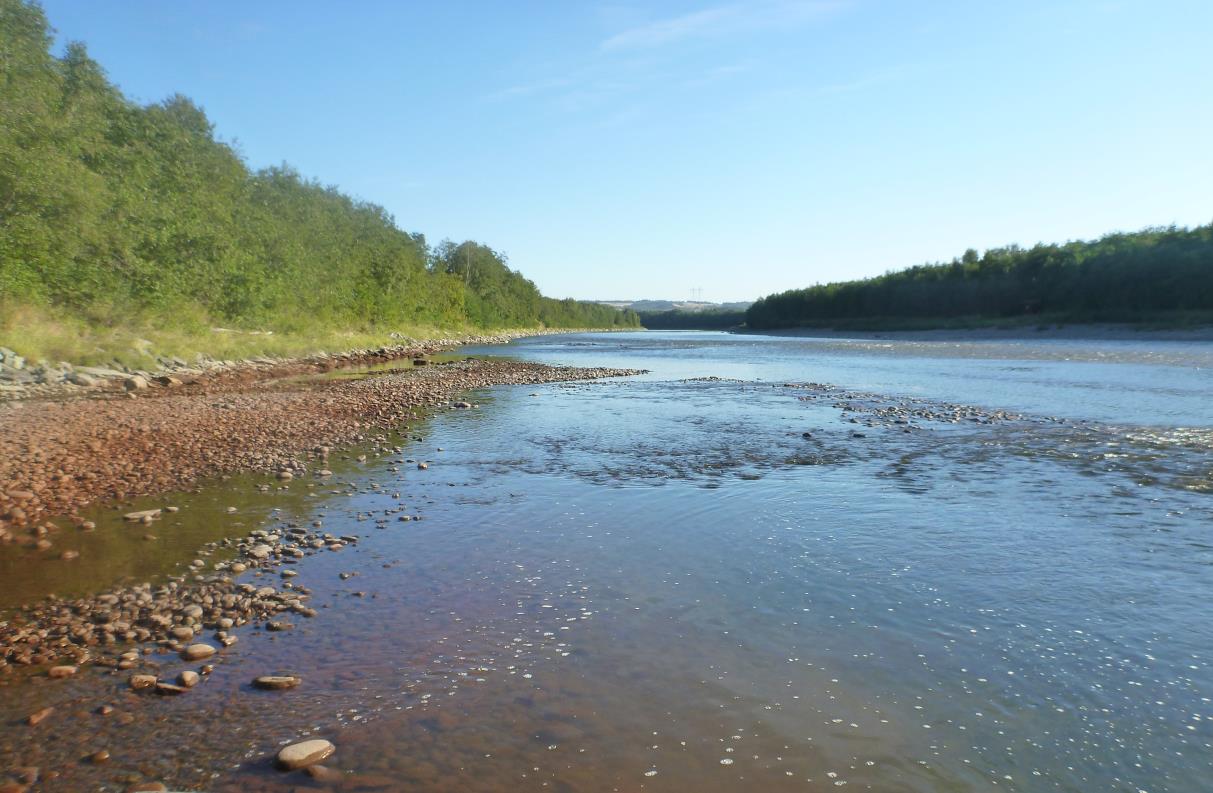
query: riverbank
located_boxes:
[0,327,627,401]
[0,352,641,537]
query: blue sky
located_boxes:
[40,0,1213,303]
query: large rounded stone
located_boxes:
[276,738,334,770]
[179,643,216,661]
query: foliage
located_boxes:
[638,309,745,329]
[0,0,637,356]
[429,241,639,330]
[746,225,1213,329]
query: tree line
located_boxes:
[746,224,1213,329]
[637,309,746,329]
[0,0,639,335]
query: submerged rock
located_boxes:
[26,706,54,726]
[122,509,161,522]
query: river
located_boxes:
[2,330,1210,792]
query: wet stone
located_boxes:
[123,509,160,522]
[276,738,335,770]
[26,706,54,726]
[179,643,216,661]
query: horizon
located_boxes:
[39,0,1213,303]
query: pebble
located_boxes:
[47,665,77,678]
[26,706,54,726]
[253,675,301,690]
[178,670,199,688]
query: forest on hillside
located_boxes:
[746,225,1213,329]
[0,0,638,338]
[637,309,746,329]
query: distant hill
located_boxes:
[597,300,751,330]
[598,299,752,313]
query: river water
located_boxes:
[2,330,1211,792]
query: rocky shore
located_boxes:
[0,329,585,401]
[0,522,339,669]
[0,352,640,662]
[0,342,640,537]
[0,348,639,791]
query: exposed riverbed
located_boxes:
[1,331,1210,792]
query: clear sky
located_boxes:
[39,0,1213,303]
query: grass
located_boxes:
[0,302,506,369]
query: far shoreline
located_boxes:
[728,323,1213,343]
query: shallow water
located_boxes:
[2,331,1211,792]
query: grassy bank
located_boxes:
[0,302,528,369]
